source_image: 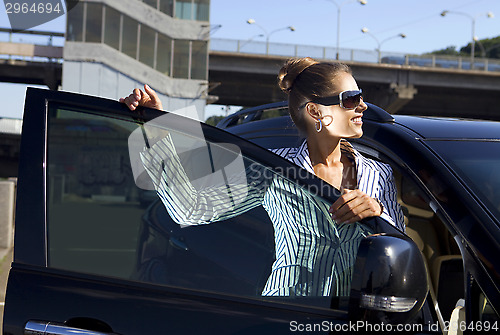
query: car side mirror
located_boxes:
[349,233,428,324]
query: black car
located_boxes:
[217,101,500,332]
[2,88,498,334]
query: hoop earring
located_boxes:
[315,119,323,132]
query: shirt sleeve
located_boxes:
[139,134,268,226]
[377,163,406,231]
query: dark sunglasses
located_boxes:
[301,89,363,110]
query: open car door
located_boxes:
[4,88,428,334]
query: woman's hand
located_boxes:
[329,189,382,224]
[119,84,163,111]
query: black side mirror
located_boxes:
[349,233,428,324]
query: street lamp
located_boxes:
[246,19,295,54]
[440,10,494,69]
[361,27,406,63]
[323,0,367,60]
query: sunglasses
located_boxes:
[301,89,363,110]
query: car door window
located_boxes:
[45,101,377,310]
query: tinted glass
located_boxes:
[122,15,138,59]
[85,3,102,43]
[142,0,158,9]
[191,40,207,80]
[139,24,156,68]
[427,140,500,221]
[159,0,174,16]
[194,0,209,21]
[104,6,121,50]
[46,104,373,309]
[173,40,190,78]
[156,33,172,75]
[66,1,83,42]
[175,0,193,20]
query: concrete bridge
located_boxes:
[208,38,500,120]
[1,31,500,120]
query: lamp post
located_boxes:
[440,10,494,69]
[361,27,406,63]
[323,0,367,60]
[246,19,295,54]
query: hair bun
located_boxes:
[278,57,319,93]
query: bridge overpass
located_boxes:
[1,32,500,120]
[208,39,500,120]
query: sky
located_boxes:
[1,0,499,120]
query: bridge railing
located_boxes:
[0,28,64,62]
[210,38,500,72]
[1,30,499,72]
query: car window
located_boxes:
[46,103,375,310]
[426,140,500,222]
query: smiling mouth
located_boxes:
[351,116,363,124]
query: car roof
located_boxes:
[217,101,500,141]
[393,115,500,140]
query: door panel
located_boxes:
[5,267,349,335]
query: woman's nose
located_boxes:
[358,98,368,111]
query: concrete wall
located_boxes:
[0,180,16,249]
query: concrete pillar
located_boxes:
[0,180,16,249]
[386,83,418,114]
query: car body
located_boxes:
[2,88,498,334]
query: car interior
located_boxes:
[349,143,466,330]
[394,170,464,324]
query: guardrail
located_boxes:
[210,38,500,72]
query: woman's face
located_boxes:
[310,72,367,139]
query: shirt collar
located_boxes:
[296,139,365,178]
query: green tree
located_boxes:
[461,36,500,58]
[427,45,462,56]
[427,36,500,59]
[205,115,226,126]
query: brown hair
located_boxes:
[277,57,352,133]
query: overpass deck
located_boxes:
[1,31,499,119]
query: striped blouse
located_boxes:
[271,139,405,231]
[140,135,404,297]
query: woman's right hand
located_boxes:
[119,84,163,111]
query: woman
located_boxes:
[121,58,404,296]
[121,58,404,229]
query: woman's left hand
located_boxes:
[329,189,382,224]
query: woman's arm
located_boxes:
[328,162,404,230]
[140,133,268,226]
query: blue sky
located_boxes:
[1,0,499,119]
